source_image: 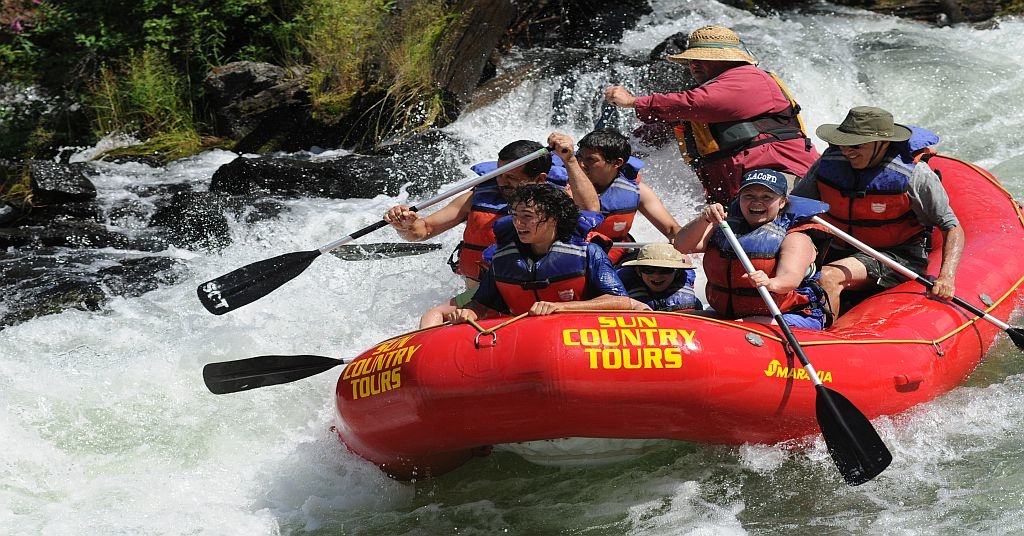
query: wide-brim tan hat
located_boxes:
[621,243,695,269]
[667,25,757,65]
[816,106,912,146]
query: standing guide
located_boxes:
[604,25,819,205]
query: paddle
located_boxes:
[197,148,550,315]
[810,216,1024,349]
[203,354,348,394]
[328,242,442,261]
[718,222,892,485]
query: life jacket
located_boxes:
[488,216,590,315]
[450,158,569,281]
[590,157,644,264]
[704,196,829,319]
[673,72,810,168]
[814,127,939,248]
[617,266,702,312]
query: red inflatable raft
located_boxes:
[334,155,1024,480]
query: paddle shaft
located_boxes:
[810,216,1012,330]
[317,147,551,254]
[718,223,824,385]
[718,222,891,484]
[197,148,550,314]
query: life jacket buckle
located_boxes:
[519,279,551,290]
[447,243,463,274]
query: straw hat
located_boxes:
[667,25,757,65]
[621,243,695,269]
[816,106,912,146]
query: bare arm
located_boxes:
[548,132,600,212]
[674,203,726,254]
[528,294,634,316]
[931,225,964,299]
[745,232,816,293]
[383,191,473,241]
[447,299,499,324]
[637,182,681,238]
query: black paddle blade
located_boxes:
[1005,327,1024,350]
[815,385,892,485]
[197,249,321,315]
[329,242,442,261]
[203,354,347,394]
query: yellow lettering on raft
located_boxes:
[763,359,833,383]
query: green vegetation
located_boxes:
[376,2,461,138]
[0,0,459,160]
[998,1,1024,16]
[299,0,457,145]
[89,48,202,161]
[0,165,32,207]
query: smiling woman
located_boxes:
[675,168,830,329]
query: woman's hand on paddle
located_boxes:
[384,205,417,230]
[744,269,772,291]
[701,203,727,225]
[445,308,478,324]
[930,274,956,300]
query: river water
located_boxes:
[4,2,1024,534]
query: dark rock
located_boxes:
[0,203,24,226]
[97,256,188,296]
[433,0,519,110]
[23,201,102,224]
[204,61,311,141]
[28,160,97,204]
[149,191,231,251]
[650,32,690,61]
[0,220,126,249]
[210,130,468,200]
[0,248,187,329]
[822,0,996,25]
[509,0,652,49]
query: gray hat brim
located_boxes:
[816,123,913,146]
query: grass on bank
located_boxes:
[88,48,203,161]
[78,0,457,158]
[301,0,457,145]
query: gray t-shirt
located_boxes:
[792,160,960,231]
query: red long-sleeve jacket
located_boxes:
[634,64,819,204]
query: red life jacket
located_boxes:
[592,158,644,264]
[453,160,569,280]
[703,197,829,318]
[814,147,924,248]
[489,218,589,315]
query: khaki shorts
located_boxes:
[826,242,929,289]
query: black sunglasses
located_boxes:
[638,266,676,275]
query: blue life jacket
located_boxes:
[617,266,702,311]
